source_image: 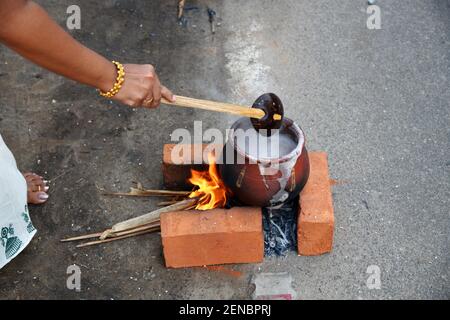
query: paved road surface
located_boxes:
[0,0,448,299]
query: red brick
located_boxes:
[161,207,263,268]
[298,152,335,256]
[162,144,221,190]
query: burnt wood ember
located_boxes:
[263,198,299,256]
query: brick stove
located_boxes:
[161,207,263,268]
[160,144,335,268]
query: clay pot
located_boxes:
[218,118,310,207]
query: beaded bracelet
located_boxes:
[98,61,125,98]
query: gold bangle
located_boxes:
[98,61,125,98]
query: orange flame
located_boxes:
[188,154,229,210]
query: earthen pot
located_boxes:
[218,117,310,207]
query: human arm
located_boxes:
[0,0,173,107]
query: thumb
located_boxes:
[161,86,175,103]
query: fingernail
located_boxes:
[38,192,49,201]
[43,180,49,184]
[172,95,176,101]
[44,186,49,192]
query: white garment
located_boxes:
[0,134,36,269]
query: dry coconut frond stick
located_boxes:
[62,221,161,243]
[102,188,190,197]
[76,228,159,248]
[157,200,180,206]
[100,198,198,239]
[100,221,161,240]
[114,223,160,237]
[178,0,186,19]
[61,232,104,242]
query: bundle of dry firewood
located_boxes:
[61,186,196,248]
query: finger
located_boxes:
[161,86,175,102]
[28,178,47,193]
[34,178,47,192]
[24,174,42,187]
[24,172,43,180]
[127,99,141,108]
[29,185,47,193]
[150,78,162,109]
[142,96,154,108]
[28,174,45,184]
[132,90,148,108]
[28,192,49,204]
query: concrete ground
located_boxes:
[0,0,448,299]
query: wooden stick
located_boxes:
[62,221,161,242]
[162,95,266,119]
[60,232,103,242]
[63,199,196,244]
[157,200,180,206]
[108,198,197,234]
[76,228,159,248]
[102,189,190,197]
[100,221,161,240]
[178,0,185,19]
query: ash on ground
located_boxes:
[263,198,299,256]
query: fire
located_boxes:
[188,154,229,210]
